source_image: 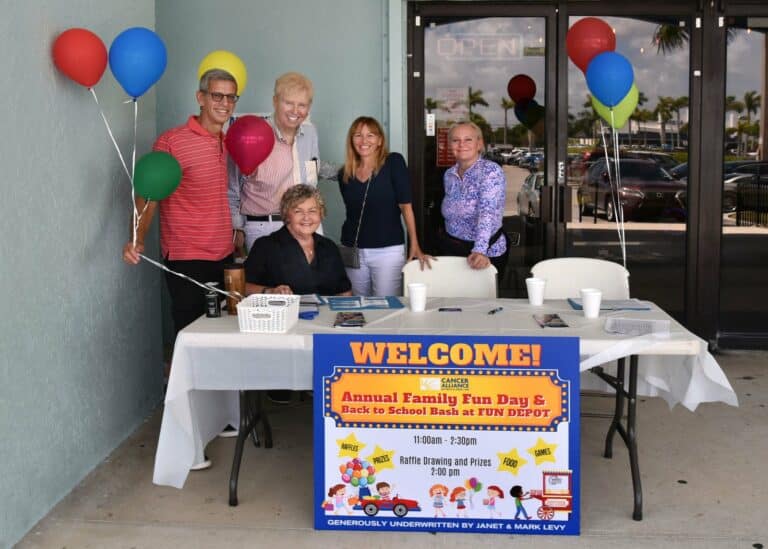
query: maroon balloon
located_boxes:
[566,17,616,73]
[224,115,275,175]
[507,75,536,103]
[52,28,108,88]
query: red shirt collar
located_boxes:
[186,115,224,139]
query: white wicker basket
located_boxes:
[236,294,300,333]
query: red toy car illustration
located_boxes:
[358,496,421,518]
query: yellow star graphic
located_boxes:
[365,445,396,472]
[527,437,558,466]
[336,432,366,458]
[497,448,527,476]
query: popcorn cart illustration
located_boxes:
[528,470,573,520]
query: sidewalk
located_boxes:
[17,350,768,549]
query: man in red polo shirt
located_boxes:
[123,69,238,335]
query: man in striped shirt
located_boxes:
[229,72,334,252]
[123,69,238,335]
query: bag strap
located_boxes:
[352,174,373,248]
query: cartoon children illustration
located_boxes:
[510,485,532,520]
[328,484,353,515]
[429,484,449,517]
[483,485,504,518]
[376,482,392,500]
[450,486,469,517]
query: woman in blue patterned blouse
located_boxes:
[438,122,508,278]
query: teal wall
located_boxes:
[0,2,162,546]
[155,0,390,242]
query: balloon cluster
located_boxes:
[53,27,166,99]
[507,75,544,134]
[566,17,639,128]
[339,458,376,488]
[464,477,483,493]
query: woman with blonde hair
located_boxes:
[338,116,430,296]
[439,121,508,277]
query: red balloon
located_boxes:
[224,116,275,175]
[507,74,536,103]
[52,28,107,88]
[566,17,616,73]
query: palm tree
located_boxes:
[500,97,515,145]
[653,24,688,54]
[424,97,442,114]
[654,96,675,148]
[672,96,689,149]
[726,97,745,155]
[467,87,489,117]
[628,91,649,147]
[636,109,656,147]
[743,90,761,152]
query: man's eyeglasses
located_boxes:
[203,91,239,103]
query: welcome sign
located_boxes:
[313,335,580,535]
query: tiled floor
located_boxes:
[17,350,768,549]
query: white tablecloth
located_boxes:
[153,298,738,488]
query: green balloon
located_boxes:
[592,84,639,129]
[133,151,182,200]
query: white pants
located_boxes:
[244,220,324,251]
[244,220,283,251]
[345,245,406,297]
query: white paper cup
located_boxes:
[526,277,546,306]
[408,283,427,312]
[580,288,602,319]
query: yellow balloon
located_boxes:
[197,50,247,93]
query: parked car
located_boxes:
[578,158,686,221]
[671,160,767,182]
[517,171,544,217]
[519,152,544,171]
[723,173,768,214]
[624,150,678,172]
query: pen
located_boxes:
[487,307,503,315]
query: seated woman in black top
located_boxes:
[244,184,352,296]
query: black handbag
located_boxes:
[341,174,372,269]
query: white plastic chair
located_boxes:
[402,256,498,298]
[530,257,629,299]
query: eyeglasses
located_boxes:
[203,91,239,103]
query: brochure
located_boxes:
[327,296,403,311]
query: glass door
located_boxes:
[564,12,693,322]
[719,10,768,342]
[408,3,558,297]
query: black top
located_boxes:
[244,226,351,295]
[338,152,412,248]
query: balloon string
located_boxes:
[598,118,627,268]
[90,88,132,182]
[611,113,627,268]
[132,201,150,247]
[137,253,242,300]
[131,100,139,246]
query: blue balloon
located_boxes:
[109,27,167,99]
[514,99,544,129]
[585,52,634,108]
